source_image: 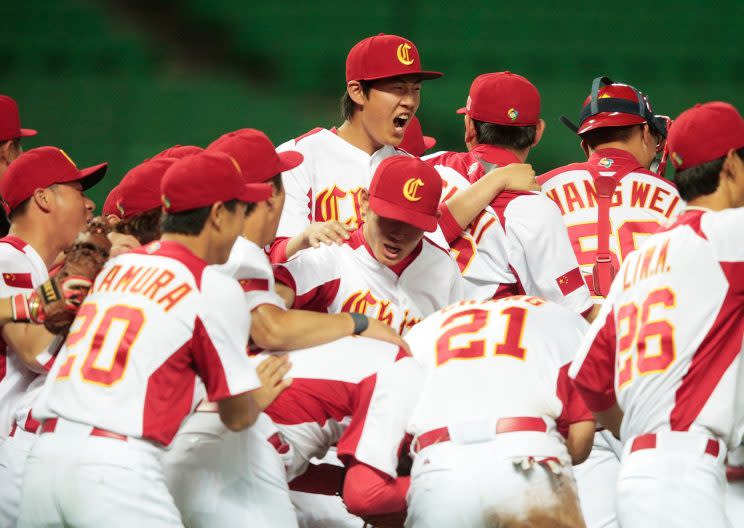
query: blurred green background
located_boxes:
[3,0,742,208]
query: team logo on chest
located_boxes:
[396,43,414,65]
[403,178,424,202]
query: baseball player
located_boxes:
[0,95,37,237]
[0,146,104,526]
[424,72,596,319]
[398,115,437,157]
[340,296,596,527]
[17,151,268,527]
[538,76,683,298]
[270,34,536,264]
[569,102,744,528]
[542,76,684,528]
[149,144,204,160]
[274,155,465,335]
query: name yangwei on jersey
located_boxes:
[539,148,684,296]
[570,208,744,447]
[34,241,260,446]
[274,227,464,335]
[276,128,402,239]
[0,236,50,437]
[405,297,592,441]
[260,336,409,479]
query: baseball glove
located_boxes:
[11,218,112,335]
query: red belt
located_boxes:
[414,417,548,453]
[41,418,128,442]
[727,466,744,482]
[630,433,719,457]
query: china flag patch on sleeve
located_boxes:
[2,272,33,289]
[555,267,584,296]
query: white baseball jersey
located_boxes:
[405,297,593,440]
[539,148,684,297]
[260,336,409,480]
[275,128,401,240]
[570,208,744,447]
[33,240,260,446]
[274,226,464,335]
[0,236,51,438]
[214,236,285,312]
[427,147,592,314]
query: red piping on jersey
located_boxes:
[133,240,208,289]
[669,262,744,431]
[294,127,324,144]
[0,235,27,253]
[274,262,340,312]
[570,308,618,412]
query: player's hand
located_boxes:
[253,354,293,411]
[108,232,141,257]
[360,318,411,355]
[302,221,356,249]
[487,163,540,192]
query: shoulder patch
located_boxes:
[2,272,33,289]
[295,127,325,144]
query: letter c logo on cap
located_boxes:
[403,178,424,202]
[396,43,414,66]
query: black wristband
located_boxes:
[349,312,369,335]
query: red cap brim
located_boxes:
[238,183,274,203]
[577,113,646,135]
[19,128,37,138]
[455,107,467,115]
[369,195,438,232]
[277,150,304,172]
[423,136,437,151]
[360,70,443,82]
[76,162,108,190]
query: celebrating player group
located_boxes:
[0,32,741,528]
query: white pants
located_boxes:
[162,412,298,528]
[18,419,182,527]
[574,430,621,528]
[405,434,585,528]
[617,432,731,528]
[0,426,38,527]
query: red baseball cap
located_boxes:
[208,128,303,192]
[666,102,744,171]
[161,151,267,213]
[346,34,442,83]
[0,146,107,214]
[562,77,667,138]
[117,158,178,218]
[0,95,37,142]
[368,155,442,232]
[456,72,540,126]
[398,116,437,157]
[102,185,122,217]
[149,145,204,160]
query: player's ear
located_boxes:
[358,188,369,221]
[464,116,477,145]
[579,138,591,159]
[32,187,53,213]
[533,119,546,147]
[347,81,367,107]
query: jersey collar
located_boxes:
[588,148,644,173]
[468,145,523,182]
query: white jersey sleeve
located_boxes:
[214,237,286,312]
[336,356,424,477]
[505,193,593,314]
[276,138,313,240]
[274,246,340,311]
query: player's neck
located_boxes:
[588,143,645,167]
[8,220,66,269]
[337,120,384,156]
[160,233,214,264]
[241,215,268,248]
[470,141,529,162]
[686,193,731,212]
